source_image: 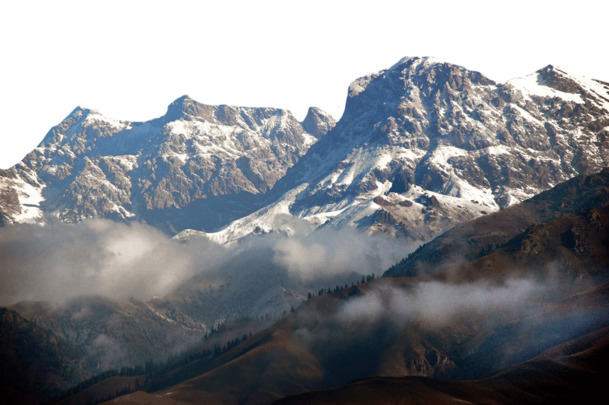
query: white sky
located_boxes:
[0,0,607,168]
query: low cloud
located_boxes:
[272,226,410,281]
[0,219,217,305]
[292,275,567,359]
[337,278,550,328]
[0,218,414,306]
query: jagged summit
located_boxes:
[166,94,194,113]
[55,105,100,129]
[506,63,609,114]
[390,55,447,69]
[164,94,217,121]
[37,105,125,149]
[346,56,494,115]
[536,65,585,95]
[67,105,88,117]
[301,106,336,139]
[163,95,337,139]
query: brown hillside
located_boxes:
[275,326,609,405]
[385,168,609,277]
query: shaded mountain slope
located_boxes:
[11,295,208,381]
[385,167,609,277]
[0,308,81,404]
[275,326,609,405]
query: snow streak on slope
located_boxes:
[0,169,45,224]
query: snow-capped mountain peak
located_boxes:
[507,64,609,112]
[206,57,609,243]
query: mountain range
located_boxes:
[1,56,609,404]
[2,57,609,244]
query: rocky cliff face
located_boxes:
[208,57,609,243]
[0,96,335,232]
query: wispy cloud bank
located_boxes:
[336,278,550,328]
[272,226,408,281]
[0,219,414,306]
[0,220,204,304]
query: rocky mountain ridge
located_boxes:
[0,96,335,232]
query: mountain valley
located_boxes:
[83,169,609,405]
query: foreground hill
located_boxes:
[0,308,80,404]
[102,275,609,404]
[275,326,609,404]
